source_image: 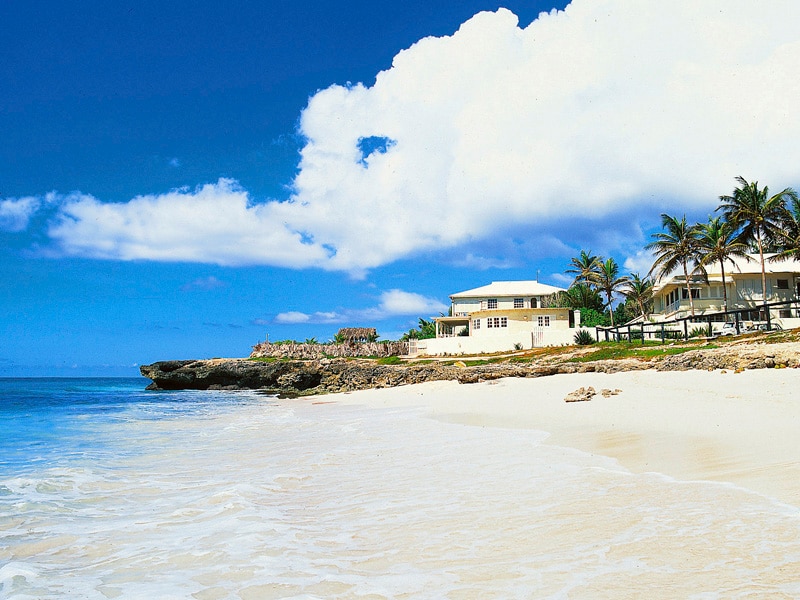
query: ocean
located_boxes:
[1,377,799,599]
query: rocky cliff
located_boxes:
[139,356,650,395]
[140,339,800,395]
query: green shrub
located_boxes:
[377,355,403,365]
[688,326,710,338]
[574,329,596,345]
[579,308,610,328]
[513,342,523,350]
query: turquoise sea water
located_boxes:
[2,378,799,599]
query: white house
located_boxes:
[411,281,581,356]
[651,253,800,327]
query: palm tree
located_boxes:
[622,273,654,319]
[717,176,798,303]
[558,283,605,311]
[646,213,701,316]
[565,250,602,288]
[592,258,630,326]
[695,216,750,313]
[770,194,800,262]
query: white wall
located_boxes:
[415,327,577,356]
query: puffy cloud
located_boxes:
[274,311,341,324]
[378,289,448,315]
[272,289,446,325]
[41,1,800,271]
[274,311,312,324]
[623,250,658,277]
[47,180,331,268]
[0,197,40,232]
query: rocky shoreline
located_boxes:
[139,339,800,396]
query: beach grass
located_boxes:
[568,341,720,362]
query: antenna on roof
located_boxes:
[537,270,540,282]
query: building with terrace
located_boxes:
[410,280,580,356]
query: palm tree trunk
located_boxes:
[720,260,728,314]
[757,234,768,305]
[607,291,615,326]
[682,260,695,316]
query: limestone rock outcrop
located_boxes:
[139,341,800,395]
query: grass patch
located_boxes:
[376,356,404,365]
[569,342,719,362]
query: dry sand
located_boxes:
[329,368,800,506]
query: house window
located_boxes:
[487,317,507,328]
[537,316,550,327]
[514,298,524,308]
[777,279,789,290]
[500,317,507,327]
[487,298,498,309]
[530,297,538,308]
[779,309,792,318]
[472,318,480,330]
[681,288,700,300]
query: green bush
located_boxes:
[574,329,596,345]
[579,308,610,328]
[377,356,403,365]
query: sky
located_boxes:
[3,0,800,376]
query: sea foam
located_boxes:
[1,381,799,598]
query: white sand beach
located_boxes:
[6,376,800,598]
[331,368,800,507]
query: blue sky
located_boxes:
[3,1,800,376]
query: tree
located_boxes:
[591,257,630,326]
[717,176,798,304]
[579,308,610,328]
[565,250,602,287]
[555,284,605,311]
[622,272,654,319]
[400,318,436,341]
[770,194,800,262]
[646,213,701,316]
[695,216,750,313]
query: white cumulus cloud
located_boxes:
[272,289,446,325]
[38,1,800,271]
[378,289,448,315]
[47,180,331,268]
[0,197,41,232]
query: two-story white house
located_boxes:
[651,253,800,327]
[411,281,581,356]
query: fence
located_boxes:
[595,299,800,344]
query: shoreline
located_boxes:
[325,369,800,507]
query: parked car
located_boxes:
[714,322,737,336]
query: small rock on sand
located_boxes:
[565,386,596,402]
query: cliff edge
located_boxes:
[140,337,800,395]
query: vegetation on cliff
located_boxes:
[141,328,800,395]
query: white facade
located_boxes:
[413,281,581,356]
[651,254,800,328]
